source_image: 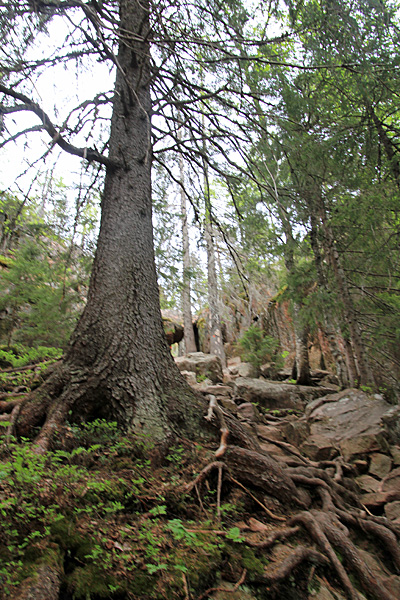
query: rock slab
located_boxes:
[233,377,332,410]
[304,389,393,461]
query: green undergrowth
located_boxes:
[0,345,63,396]
[0,419,272,599]
[0,344,63,369]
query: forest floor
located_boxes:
[1,356,400,600]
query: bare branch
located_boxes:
[0,84,118,169]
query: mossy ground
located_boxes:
[0,415,279,600]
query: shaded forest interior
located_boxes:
[1,1,400,599]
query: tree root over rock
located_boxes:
[185,398,400,600]
[2,380,400,600]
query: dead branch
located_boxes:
[0,84,118,169]
[204,395,229,458]
[184,461,226,494]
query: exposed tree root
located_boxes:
[259,545,329,583]
[225,445,310,507]
[2,376,400,600]
[185,432,400,600]
[196,568,247,600]
[6,403,21,443]
[184,461,227,494]
[205,394,229,458]
[0,395,27,407]
[244,526,300,549]
[228,475,286,522]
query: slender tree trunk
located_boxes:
[343,338,358,388]
[318,204,374,387]
[309,214,349,387]
[277,207,311,385]
[205,216,226,366]
[292,303,312,385]
[201,111,226,366]
[367,103,400,188]
[17,0,205,447]
[178,134,197,354]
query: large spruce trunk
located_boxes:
[16,0,205,447]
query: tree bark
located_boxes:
[179,134,197,354]
[292,303,312,385]
[205,217,226,366]
[277,205,312,386]
[16,0,206,447]
[309,214,349,387]
[319,208,374,388]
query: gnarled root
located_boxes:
[259,545,329,583]
[224,445,307,507]
[186,426,400,600]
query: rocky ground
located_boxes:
[175,352,400,600]
[1,352,400,600]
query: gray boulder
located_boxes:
[236,362,259,378]
[233,377,333,410]
[174,352,223,383]
[161,310,184,345]
[304,389,394,462]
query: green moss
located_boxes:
[240,547,265,576]
[19,542,63,582]
[66,565,119,599]
[128,572,157,596]
[50,517,94,561]
[223,545,266,582]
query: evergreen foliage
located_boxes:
[0,185,97,349]
[237,324,283,370]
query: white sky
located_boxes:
[0,16,114,194]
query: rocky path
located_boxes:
[176,352,400,600]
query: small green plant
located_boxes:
[360,385,373,394]
[149,504,167,517]
[0,345,63,369]
[166,445,185,465]
[236,325,283,370]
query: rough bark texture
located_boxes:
[15,0,207,448]
[344,337,358,388]
[320,212,373,387]
[224,446,306,507]
[309,215,350,387]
